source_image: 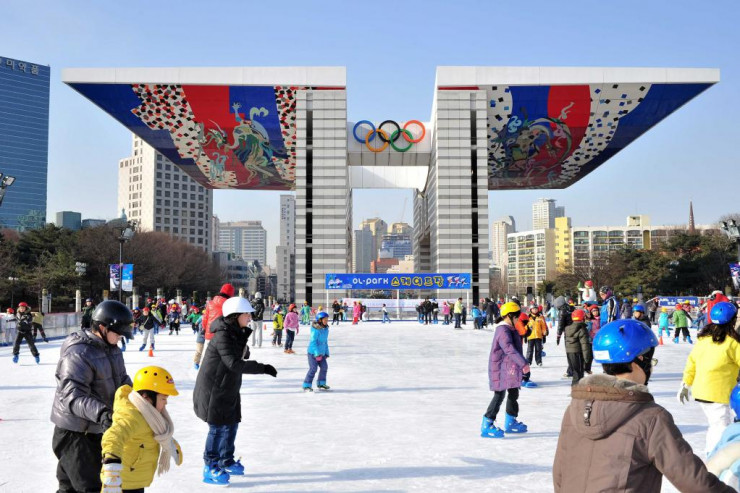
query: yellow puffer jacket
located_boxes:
[101,385,160,489]
[682,335,740,404]
[527,316,548,340]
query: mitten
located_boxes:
[263,364,278,377]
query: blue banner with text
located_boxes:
[325,273,471,290]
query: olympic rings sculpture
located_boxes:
[352,120,426,153]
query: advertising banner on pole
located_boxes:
[109,264,121,291]
[730,263,740,291]
[122,264,134,292]
[325,273,471,290]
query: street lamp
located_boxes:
[114,221,136,302]
[0,172,17,207]
[720,220,740,262]
[7,276,18,306]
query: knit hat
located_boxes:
[220,283,235,297]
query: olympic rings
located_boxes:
[352,120,426,153]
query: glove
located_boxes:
[263,364,278,377]
[101,462,122,493]
[315,355,323,362]
[556,336,561,346]
[171,438,183,466]
[677,383,692,404]
[100,410,113,431]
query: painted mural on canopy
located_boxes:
[485,82,712,190]
[68,83,308,190]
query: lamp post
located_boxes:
[8,276,18,306]
[721,220,740,262]
[0,172,17,207]
[114,221,136,302]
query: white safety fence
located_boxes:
[0,312,81,344]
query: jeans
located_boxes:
[272,329,283,345]
[285,330,296,350]
[382,312,390,323]
[304,353,328,386]
[443,314,449,324]
[454,313,462,328]
[485,388,519,421]
[424,312,432,324]
[203,422,239,468]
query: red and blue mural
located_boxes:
[483,82,713,189]
[68,83,311,190]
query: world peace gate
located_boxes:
[62,66,718,303]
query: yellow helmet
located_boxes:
[661,307,668,312]
[133,366,179,396]
[500,302,521,317]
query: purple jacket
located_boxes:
[488,323,528,391]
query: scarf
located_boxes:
[128,390,176,476]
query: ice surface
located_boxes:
[0,322,711,492]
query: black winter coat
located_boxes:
[193,317,268,426]
[557,304,574,337]
[16,311,33,332]
[252,299,265,320]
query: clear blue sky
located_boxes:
[2,0,738,266]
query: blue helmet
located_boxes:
[731,384,740,418]
[710,301,737,325]
[316,311,329,322]
[592,319,658,364]
[632,304,646,313]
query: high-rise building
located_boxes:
[277,194,296,301]
[352,227,375,272]
[359,218,388,261]
[0,56,50,230]
[211,215,220,252]
[571,215,651,272]
[491,216,516,284]
[506,229,557,295]
[554,216,572,273]
[555,206,566,219]
[118,136,213,251]
[218,220,267,265]
[532,198,559,229]
[389,222,413,235]
[378,234,412,259]
[56,211,82,231]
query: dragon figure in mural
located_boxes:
[196,102,287,187]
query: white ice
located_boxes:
[0,321,711,492]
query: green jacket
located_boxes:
[564,321,593,362]
[672,309,689,328]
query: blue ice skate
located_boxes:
[541,350,546,357]
[521,380,538,388]
[687,336,693,344]
[203,465,230,485]
[223,459,244,475]
[194,363,200,370]
[12,354,18,364]
[504,413,528,433]
[139,344,146,351]
[480,416,504,438]
[35,356,40,364]
[673,337,679,344]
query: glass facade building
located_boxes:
[0,56,50,230]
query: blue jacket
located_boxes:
[707,422,740,488]
[659,312,670,329]
[307,322,330,357]
[472,307,482,318]
[600,296,620,324]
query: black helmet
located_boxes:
[599,286,612,295]
[92,300,134,338]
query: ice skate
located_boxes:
[223,459,244,476]
[12,354,18,364]
[34,356,39,364]
[202,465,230,486]
[673,337,679,344]
[521,380,538,388]
[139,344,146,351]
[480,417,504,438]
[194,363,200,370]
[318,383,331,391]
[687,336,693,344]
[541,351,546,357]
[303,386,314,393]
[504,413,528,433]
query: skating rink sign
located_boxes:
[325,273,471,290]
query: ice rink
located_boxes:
[0,320,710,492]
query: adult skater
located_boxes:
[80,298,95,329]
[137,306,157,353]
[598,286,620,323]
[3,307,17,347]
[678,301,740,456]
[11,301,39,364]
[480,302,530,438]
[554,318,733,492]
[303,311,331,392]
[51,300,133,493]
[331,300,342,325]
[193,296,277,486]
[250,291,265,348]
[453,298,463,329]
[101,366,183,492]
[555,296,574,378]
[31,309,48,343]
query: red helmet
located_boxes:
[288,303,296,311]
[572,309,586,322]
[675,304,682,310]
[18,302,28,308]
[142,307,150,312]
[6,308,14,314]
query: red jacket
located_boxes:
[706,293,730,319]
[203,295,228,341]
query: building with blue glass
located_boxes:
[0,55,50,230]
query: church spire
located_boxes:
[689,201,695,233]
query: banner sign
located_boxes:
[325,273,471,290]
[341,298,459,309]
[731,263,740,291]
[109,264,134,292]
[657,296,699,307]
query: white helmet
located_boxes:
[254,292,262,300]
[222,297,255,316]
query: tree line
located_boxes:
[0,225,223,311]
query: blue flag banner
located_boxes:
[122,264,134,292]
[325,273,471,290]
[109,264,121,291]
[658,296,699,307]
[730,263,740,291]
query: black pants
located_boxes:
[674,326,690,340]
[13,330,39,357]
[332,313,340,325]
[33,323,47,341]
[454,313,461,328]
[169,322,180,334]
[526,339,543,365]
[285,330,295,350]
[567,352,585,386]
[485,388,519,421]
[52,426,103,493]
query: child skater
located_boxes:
[707,384,740,489]
[272,309,284,347]
[101,366,182,492]
[679,301,740,456]
[283,304,299,354]
[167,305,180,335]
[480,302,530,438]
[658,307,671,345]
[303,311,331,392]
[137,307,157,353]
